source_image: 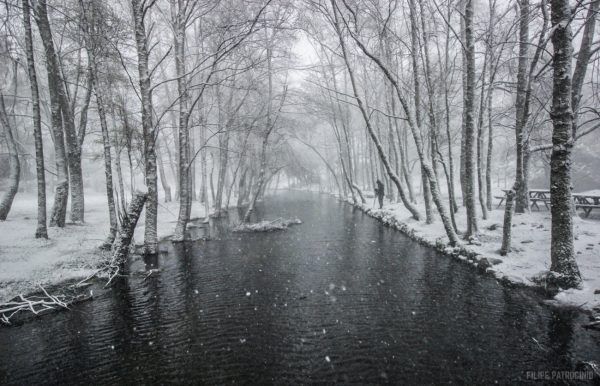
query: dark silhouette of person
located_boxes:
[374,179,384,209]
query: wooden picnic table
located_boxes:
[573,191,600,218]
[496,189,551,210]
[495,189,600,217]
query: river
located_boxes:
[0,191,598,384]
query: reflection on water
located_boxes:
[0,192,598,384]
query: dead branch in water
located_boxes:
[0,285,70,325]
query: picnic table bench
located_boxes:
[573,192,600,218]
[495,189,600,217]
[496,189,551,210]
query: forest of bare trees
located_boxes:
[1,0,599,291]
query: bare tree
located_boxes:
[21,0,48,238]
[462,0,478,238]
[0,94,20,220]
[32,0,70,227]
[130,0,159,254]
[548,0,581,288]
[33,0,86,224]
[80,0,118,248]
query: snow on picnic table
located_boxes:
[0,193,207,303]
[366,197,600,312]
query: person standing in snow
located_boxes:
[374,179,384,209]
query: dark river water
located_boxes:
[1,191,599,384]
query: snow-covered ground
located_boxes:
[0,192,208,303]
[350,195,600,313]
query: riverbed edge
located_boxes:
[341,196,600,320]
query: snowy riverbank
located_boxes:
[0,193,209,303]
[345,196,600,314]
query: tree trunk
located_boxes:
[131,0,158,254]
[21,0,48,238]
[514,0,531,214]
[35,0,85,223]
[459,7,467,207]
[408,0,434,224]
[110,107,127,211]
[476,51,488,220]
[463,0,479,237]
[33,0,69,228]
[500,189,515,256]
[571,0,599,137]
[548,0,581,288]
[0,95,20,220]
[171,0,191,241]
[485,0,496,212]
[243,30,276,223]
[157,143,172,203]
[90,70,117,248]
[200,122,210,221]
[443,0,458,213]
[111,191,147,265]
[81,5,117,247]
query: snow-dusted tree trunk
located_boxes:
[459,6,467,207]
[408,0,433,224]
[418,0,443,202]
[171,0,192,241]
[131,0,158,254]
[214,126,230,213]
[486,0,495,212]
[200,120,210,221]
[442,0,457,213]
[34,0,85,223]
[462,0,479,237]
[0,95,20,221]
[548,0,581,288]
[93,75,117,248]
[81,2,117,248]
[33,0,69,228]
[156,142,172,203]
[513,0,531,214]
[571,0,599,136]
[500,189,515,256]
[21,0,48,238]
[391,93,415,204]
[110,109,127,211]
[111,191,147,266]
[243,27,276,223]
[476,51,488,220]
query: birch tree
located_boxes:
[130,0,159,254]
